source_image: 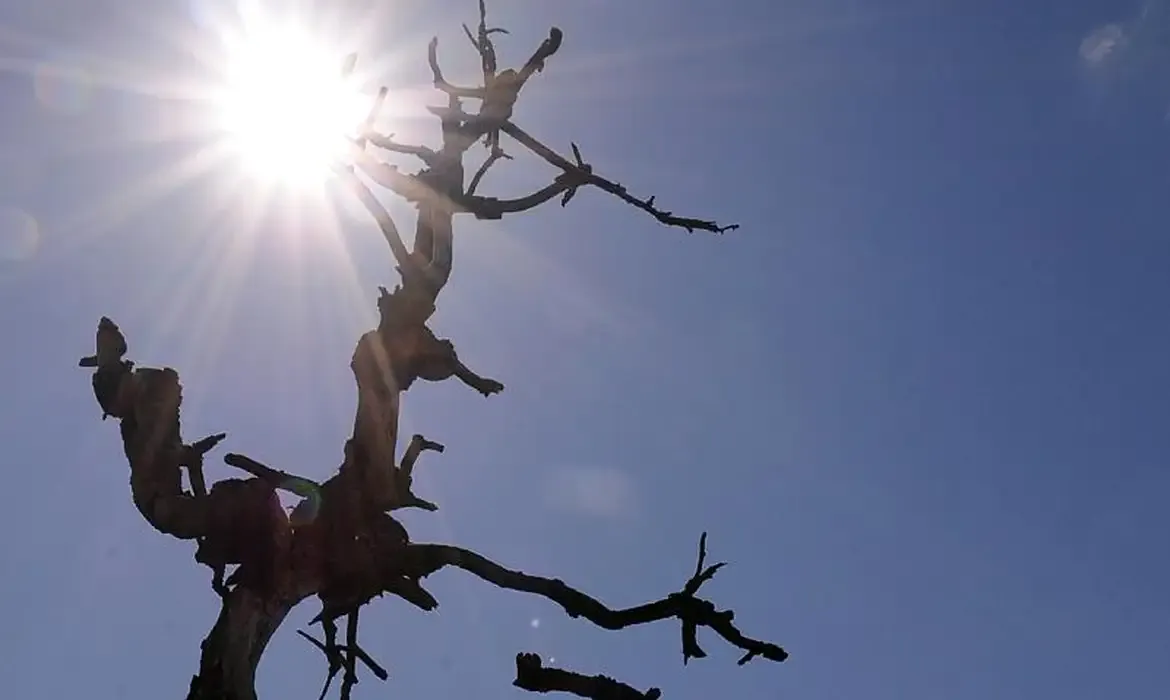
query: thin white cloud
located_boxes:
[1080,23,1126,65]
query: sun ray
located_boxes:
[48,141,232,269]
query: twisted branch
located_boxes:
[403,533,787,666]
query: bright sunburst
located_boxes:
[213,22,371,186]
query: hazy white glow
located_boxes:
[214,24,369,185]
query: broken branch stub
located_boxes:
[514,653,662,700]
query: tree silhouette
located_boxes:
[76,3,783,699]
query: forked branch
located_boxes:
[486,122,739,234]
[463,0,506,83]
[403,533,787,666]
[348,17,734,236]
[428,26,563,101]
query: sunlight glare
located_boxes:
[214,23,370,186]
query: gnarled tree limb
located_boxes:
[402,533,787,666]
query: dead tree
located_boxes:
[78,4,778,700]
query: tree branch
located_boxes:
[495,122,739,234]
[331,165,419,279]
[359,131,439,166]
[402,533,787,666]
[345,150,478,223]
[516,28,564,85]
[221,452,319,499]
[466,146,513,195]
[514,653,661,700]
[461,182,572,218]
[386,433,444,512]
[428,36,487,99]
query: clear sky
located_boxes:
[2,0,1169,698]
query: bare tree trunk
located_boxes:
[185,584,314,700]
[349,329,403,507]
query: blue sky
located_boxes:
[2,0,1170,698]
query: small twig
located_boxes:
[466,146,513,195]
[340,610,360,700]
[347,645,387,681]
[399,434,445,480]
[182,432,224,499]
[679,532,726,663]
[514,653,661,700]
[298,629,344,700]
[294,627,390,697]
[188,432,227,457]
[383,434,444,512]
[188,463,208,499]
[299,630,390,684]
[686,532,727,596]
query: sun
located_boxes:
[213,23,371,186]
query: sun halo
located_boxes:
[213,24,371,187]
